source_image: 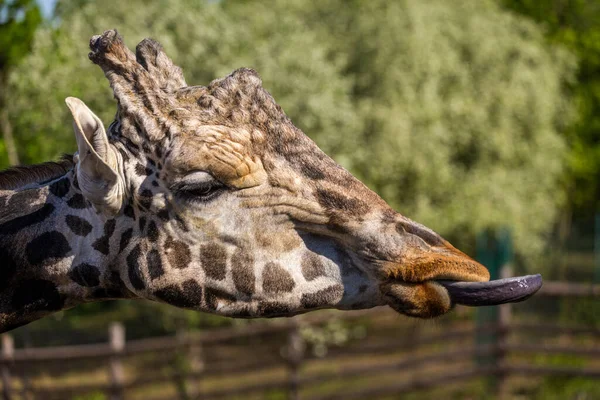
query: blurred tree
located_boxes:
[6,0,574,265]
[295,0,576,259]
[500,0,600,217]
[0,0,41,165]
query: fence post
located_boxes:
[187,335,204,399]
[595,213,600,283]
[497,264,513,400]
[20,328,32,400]
[173,326,204,400]
[109,322,126,400]
[1,334,13,400]
[173,328,188,400]
[286,320,305,400]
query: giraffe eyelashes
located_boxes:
[172,181,228,203]
[170,172,229,203]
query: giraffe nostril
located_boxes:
[395,221,444,247]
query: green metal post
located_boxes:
[475,228,513,395]
[476,230,499,364]
[595,214,600,283]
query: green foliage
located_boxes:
[534,377,600,400]
[5,0,575,264]
[306,0,575,258]
[73,392,106,400]
[0,0,41,166]
[300,319,366,357]
[0,0,41,70]
[559,297,600,327]
[501,0,600,215]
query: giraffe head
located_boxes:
[68,30,489,319]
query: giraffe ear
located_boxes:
[65,97,123,216]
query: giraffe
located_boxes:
[0,30,491,333]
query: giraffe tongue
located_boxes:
[437,274,543,306]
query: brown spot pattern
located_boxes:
[299,161,325,180]
[124,203,135,219]
[381,208,397,224]
[135,163,153,176]
[67,193,87,209]
[154,280,202,308]
[301,252,327,281]
[127,244,145,290]
[157,208,169,221]
[200,242,227,280]
[138,189,153,209]
[49,177,70,198]
[315,188,369,216]
[139,216,147,231]
[231,248,255,296]
[147,249,164,280]
[119,228,133,253]
[147,220,159,242]
[69,263,101,287]
[26,231,71,265]
[165,236,191,269]
[92,219,116,255]
[262,262,295,294]
[65,215,93,237]
[300,284,344,309]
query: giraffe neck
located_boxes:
[0,169,129,332]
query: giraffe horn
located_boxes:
[136,38,187,91]
[89,30,170,140]
[89,30,134,72]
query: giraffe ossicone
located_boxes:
[0,30,493,333]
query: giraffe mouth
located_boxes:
[435,274,543,306]
[380,252,542,310]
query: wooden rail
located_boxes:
[539,281,600,297]
[0,280,598,400]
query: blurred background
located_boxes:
[0,0,599,399]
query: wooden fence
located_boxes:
[1,280,599,400]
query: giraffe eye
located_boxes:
[171,172,228,203]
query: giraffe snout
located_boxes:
[375,216,490,284]
[380,244,490,284]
